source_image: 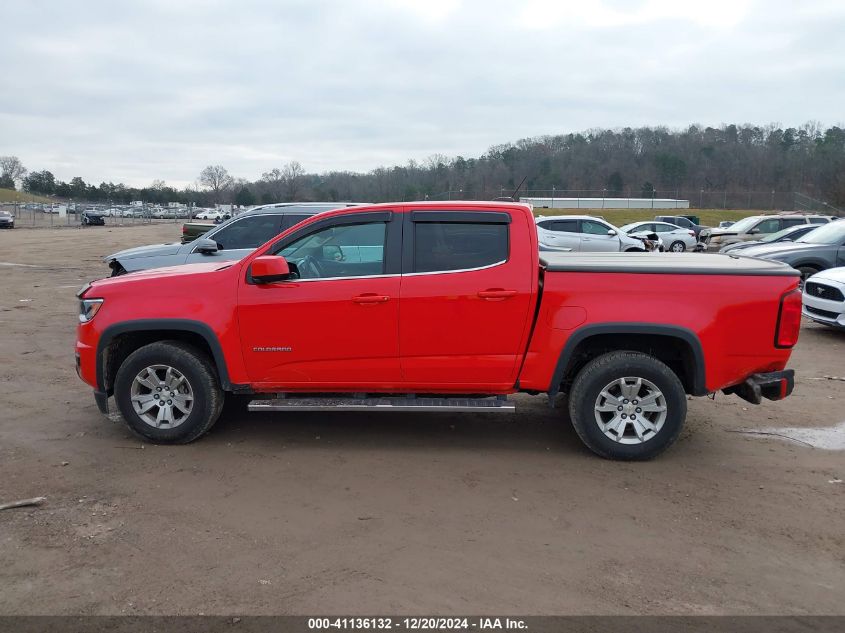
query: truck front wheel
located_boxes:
[567,351,687,460]
[113,341,224,444]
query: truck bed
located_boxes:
[540,252,799,276]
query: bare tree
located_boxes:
[198,165,234,203]
[281,160,304,201]
[260,168,285,201]
[0,156,27,189]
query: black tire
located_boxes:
[624,247,645,253]
[797,266,820,287]
[568,351,687,460]
[669,241,686,252]
[113,341,224,444]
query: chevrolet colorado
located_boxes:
[76,202,801,460]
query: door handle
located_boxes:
[477,289,517,300]
[352,293,390,304]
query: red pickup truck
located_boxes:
[75,202,802,460]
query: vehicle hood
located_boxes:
[88,261,236,292]
[740,242,826,257]
[701,228,738,237]
[104,242,184,262]
[808,266,845,284]
[723,240,762,250]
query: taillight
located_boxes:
[688,230,695,237]
[775,289,802,348]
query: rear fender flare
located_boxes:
[547,323,707,397]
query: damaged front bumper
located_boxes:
[723,370,795,405]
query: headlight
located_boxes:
[710,235,722,243]
[79,299,104,322]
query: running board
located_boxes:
[248,395,515,413]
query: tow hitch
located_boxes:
[723,370,795,405]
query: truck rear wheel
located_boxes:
[567,351,687,460]
[114,341,224,444]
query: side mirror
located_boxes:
[607,229,617,236]
[251,255,290,283]
[194,238,219,254]
[749,228,760,235]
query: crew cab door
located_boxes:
[398,210,534,389]
[579,219,621,251]
[237,212,403,388]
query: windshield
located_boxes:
[725,216,761,233]
[798,221,845,245]
[762,226,808,242]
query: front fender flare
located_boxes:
[95,319,232,393]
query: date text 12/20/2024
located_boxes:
[308,618,528,630]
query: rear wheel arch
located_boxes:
[548,323,706,398]
[97,320,232,395]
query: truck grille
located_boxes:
[806,305,840,320]
[805,282,844,302]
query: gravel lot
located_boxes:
[0,224,843,615]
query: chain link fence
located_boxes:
[0,201,198,229]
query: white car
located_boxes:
[195,209,225,221]
[802,267,845,329]
[535,215,655,252]
[620,221,698,252]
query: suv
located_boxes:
[535,215,653,252]
[105,202,362,276]
[698,214,831,251]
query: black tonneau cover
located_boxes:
[539,252,799,276]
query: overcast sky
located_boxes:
[2,0,844,187]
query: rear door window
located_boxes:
[549,219,579,233]
[413,222,508,273]
[281,214,312,230]
[781,218,806,228]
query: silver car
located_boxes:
[105,202,362,276]
[535,215,652,252]
[620,221,697,252]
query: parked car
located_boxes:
[698,213,831,251]
[76,201,800,460]
[536,215,654,252]
[719,224,819,253]
[742,220,845,283]
[620,221,697,252]
[195,209,226,221]
[104,202,363,276]
[654,215,707,238]
[81,210,105,226]
[0,210,15,228]
[802,267,845,329]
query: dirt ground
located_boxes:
[0,224,842,616]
